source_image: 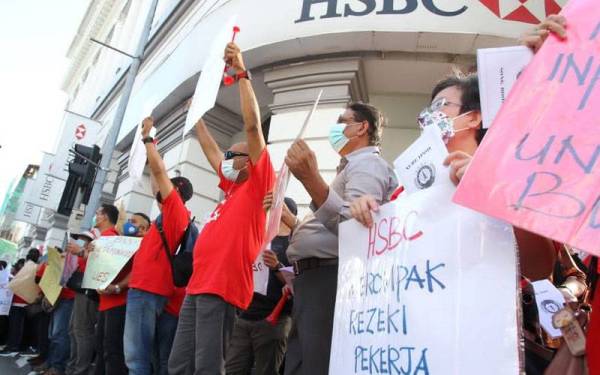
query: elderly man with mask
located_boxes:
[282,102,398,375]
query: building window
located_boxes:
[81,68,89,84]
[115,67,121,75]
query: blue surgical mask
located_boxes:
[328,123,350,154]
[91,216,97,228]
[221,159,240,182]
[75,239,86,248]
[123,222,139,237]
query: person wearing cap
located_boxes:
[225,196,298,375]
[63,204,118,375]
[123,116,194,375]
[168,42,275,375]
[94,211,149,375]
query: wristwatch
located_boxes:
[142,136,155,144]
[235,70,252,81]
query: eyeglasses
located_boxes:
[223,151,249,160]
[429,97,462,112]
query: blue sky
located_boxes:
[0,1,90,203]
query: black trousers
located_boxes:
[5,305,25,351]
[36,311,51,359]
[95,305,127,375]
[284,264,338,375]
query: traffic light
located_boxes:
[57,145,102,216]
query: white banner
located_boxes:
[14,178,41,225]
[331,184,519,374]
[28,113,101,211]
[27,152,61,211]
[82,236,141,290]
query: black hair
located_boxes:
[14,258,25,273]
[0,261,6,270]
[347,102,384,147]
[101,204,119,225]
[133,212,151,227]
[431,73,487,144]
[26,248,40,263]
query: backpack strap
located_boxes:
[157,220,174,263]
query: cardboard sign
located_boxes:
[82,236,141,290]
[454,0,600,255]
[8,260,41,304]
[39,248,65,306]
[393,126,450,194]
[331,184,519,374]
[477,46,533,128]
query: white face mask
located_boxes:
[221,159,240,182]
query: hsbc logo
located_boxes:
[479,0,563,24]
[296,0,563,24]
[75,124,87,140]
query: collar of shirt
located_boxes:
[101,227,119,236]
[345,146,380,162]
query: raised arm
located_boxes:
[225,42,266,164]
[141,117,173,201]
[195,118,223,173]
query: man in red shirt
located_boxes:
[95,210,149,375]
[168,42,275,375]
[123,116,194,375]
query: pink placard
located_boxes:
[454,0,600,255]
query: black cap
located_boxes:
[171,176,193,202]
[284,197,298,216]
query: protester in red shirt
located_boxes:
[93,207,151,375]
[123,116,194,375]
[168,42,275,375]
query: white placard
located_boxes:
[331,184,519,374]
[128,125,156,188]
[0,268,13,316]
[82,236,142,290]
[183,15,237,134]
[531,279,566,339]
[477,46,533,129]
[393,126,450,194]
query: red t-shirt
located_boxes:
[96,227,128,312]
[187,149,275,309]
[129,190,189,297]
[37,263,75,300]
[12,294,27,306]
[165,287,185,317]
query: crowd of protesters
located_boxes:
[0,14,598,375]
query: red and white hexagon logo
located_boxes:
[75,124,87,140]
[479,0,563,24]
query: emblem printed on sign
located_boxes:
[75,124,87,140]
[415,163,436,190]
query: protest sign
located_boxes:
[82,236,141,290]
[393,126,450,194]
[128,125,156,188]
[183,15,237,134]
[531,279,566,339]
[9,260,41,304]
[0,268,13,316]
[331,184,519,374]
[454,0,600,255]
[39,248,65,306]
[60,251,79,287]
[252,255,269,296]
[477,46,533,128]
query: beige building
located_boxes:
[38,0,565,244]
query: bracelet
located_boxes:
[142,136,155,144]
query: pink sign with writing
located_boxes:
[454,0,600,255]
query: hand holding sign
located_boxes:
[520,15,567,52]
[443,151,472,186]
